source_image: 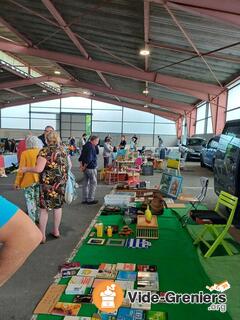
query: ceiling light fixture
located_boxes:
[32,96,36,99]
[140,48,150,56]
[143,89,149,95]
[42,89,47,93]
[144,104,148,108]
[54,70,61,75]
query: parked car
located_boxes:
[214,120,240,226]
[179,137,207,160]
[214,119,240,198]
[200,135,220,169]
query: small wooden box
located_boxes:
[136,215,159,239]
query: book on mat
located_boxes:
[116,263,136,271]
[73,294,92,303]
[137,272,159,291]
[115,280,135,290]
[117,271,137,281]
[77,268,98,277]
[65,284,87,295]
[96,263,117,279]
[137,265,157,272]
[51,302,81,316]
[68,276,94,287]
[117,307,144,320]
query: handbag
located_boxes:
[65,156,77,204]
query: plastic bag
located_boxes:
[65,169,77,205]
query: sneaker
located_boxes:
[87,200,98,205]
[81,201,88,204]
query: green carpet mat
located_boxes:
[35,209,233,320]
[173,206,240,320]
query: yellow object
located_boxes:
[145,205,152,223]
[15,148,40,188]
[95,223,103,237]
[107,226,113,237]
[167,158,180,170]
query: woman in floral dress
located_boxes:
[22,131,68,243]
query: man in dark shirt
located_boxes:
[79,135,99,205]
[38,125,54,147]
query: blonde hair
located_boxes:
[46,131,61,146]
[26,135,42,149]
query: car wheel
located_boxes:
[200,157,205,167]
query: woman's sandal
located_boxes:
[41,237,46,244]
[50,232,60,239]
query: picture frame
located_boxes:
[87,238,105,245]
[106,239,125,247]
[159,173,182,199]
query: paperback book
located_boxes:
[137,272,159,291]
[137,265,157,272]
[117,307,144,320]
[96,264,117,279]
[117,271,137,281]
[68,276,94,288]
[51,302,81,316]
[73,294,92,303]
[116,263,136,271]
[115,280,135,290]
[65,284,87,295]
[77,268,98,277]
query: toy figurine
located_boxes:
[145,205,152,223]
[119,225,134,236]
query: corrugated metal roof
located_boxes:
[1,0,240,116]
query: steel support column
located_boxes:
[186,108,196,137]
[209,92,227,135]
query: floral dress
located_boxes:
[38,145,68,209]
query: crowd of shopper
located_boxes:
[0,130,147,286]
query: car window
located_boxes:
[187,139,206,146]
[223,124,240,138]
[212,140,219,149]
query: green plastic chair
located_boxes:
[193,191,238,258]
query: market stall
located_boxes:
[31,187,232,320]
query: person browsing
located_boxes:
[79,135,99,205]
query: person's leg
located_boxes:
[104,157,109,168]
[24,186,36,223]
[34,184,40,223]
[52,208,62,237]
[88,169,98,203]
[82,170,89,202]
[39,208,48,242]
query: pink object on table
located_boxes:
[17,139,26,162]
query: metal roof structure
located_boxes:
[0,0,240,122]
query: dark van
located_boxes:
[214,120,240,224]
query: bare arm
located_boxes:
[22,156,46,174]
[0,210,42,287]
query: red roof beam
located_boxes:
[0,41,222,99]
[0,76,192,113]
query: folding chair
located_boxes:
[178,177,209,227]
[191,191,238,258]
